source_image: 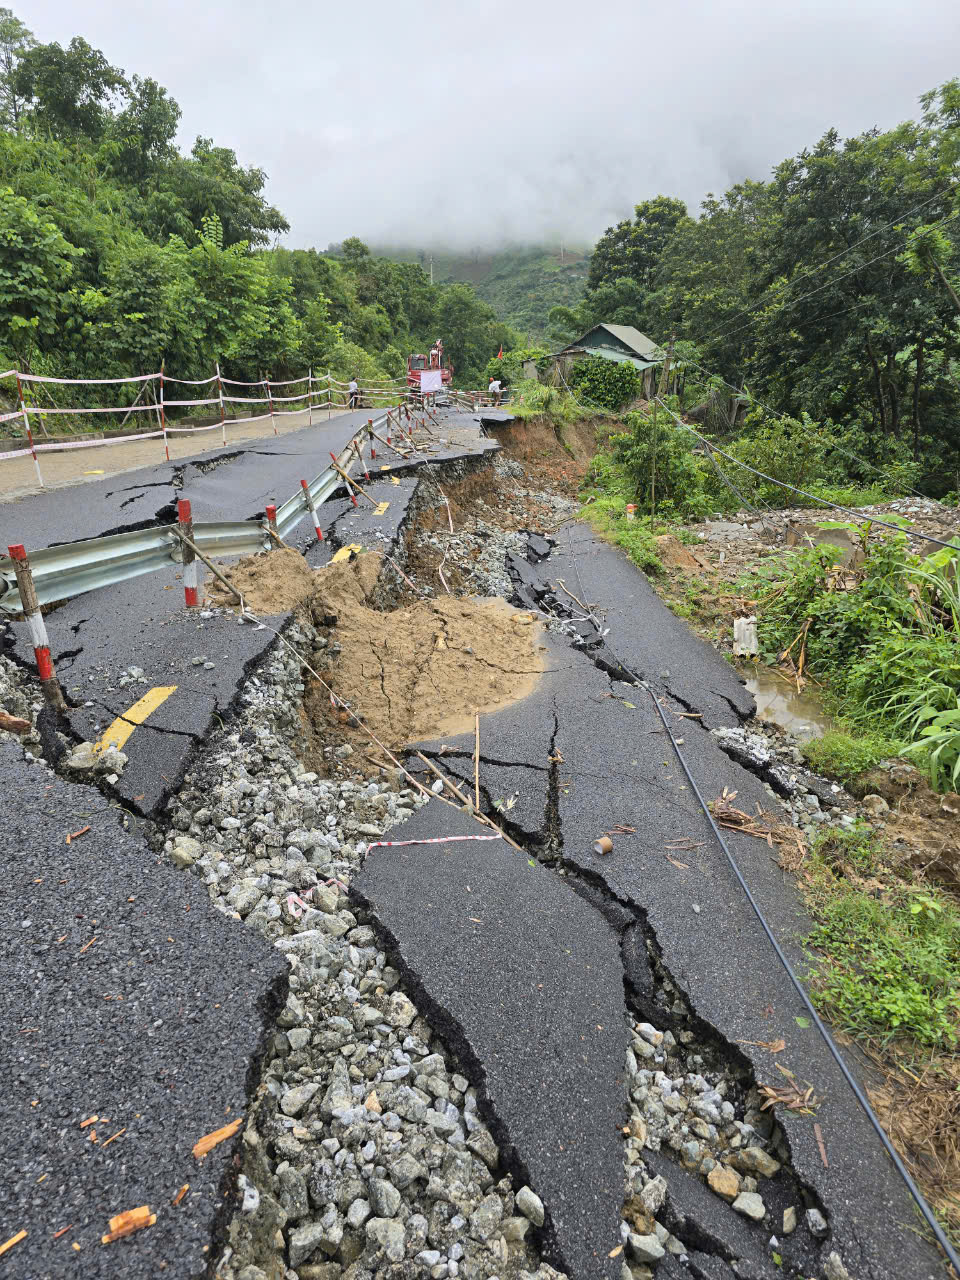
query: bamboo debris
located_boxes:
[101,1206,155,1244]
[192,1115,243,1159]
[0,1231,26,1257]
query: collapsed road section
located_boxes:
[0,406,951,1279]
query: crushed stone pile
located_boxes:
[207,547,319,614]
[304,552,545,749]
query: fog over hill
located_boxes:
[30,0,960,251]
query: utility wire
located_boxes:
[654,398,959,549]
[563,547,960,1274]
[678,354,930,500]
[705,186,957,347]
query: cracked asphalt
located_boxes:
[1,407,948,1278]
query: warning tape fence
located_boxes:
[0,364,497,480]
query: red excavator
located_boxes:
[407,339,453,396]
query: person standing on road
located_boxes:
[349,376,359,409]
[488,376,502,406]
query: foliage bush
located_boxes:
[568,354,644,411]
[483,346,550,387]
[804,827,960,1047]
[801,730,900,782]
[751,533,960,789]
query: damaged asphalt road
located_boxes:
[0,738,286,1276]
[359,529,945,1279]
[1,408,950,1278]
[352,800,629,1280]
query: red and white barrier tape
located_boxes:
[363,834,503,851]
[15,370,157,385]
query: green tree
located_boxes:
[0,186,81,357]
[587,196,689,292]
[12,36,127,140]
[0,7,34,129]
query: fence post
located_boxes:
[307,368,313,428]
[301,479,323,542]
[327,371,331,421]
[16,373,43,489]
[216,361,227,447]
[159,361,169,462]
[265,377,277,436]
[177,499,199,607]
[8,544,65,711]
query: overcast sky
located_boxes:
[27,0,960,252]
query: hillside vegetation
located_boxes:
[374,244,588,341]
[552,78,960,496]
[0,10,519,399]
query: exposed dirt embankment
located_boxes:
[486,415,612,496]
[301,553,545,760]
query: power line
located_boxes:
[679,354,929,500]
[655,397,959,548]
[706,185,957,348]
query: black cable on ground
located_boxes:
[565,548,960,1274]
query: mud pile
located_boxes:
[207,547,318,613]
[304,552,545,750]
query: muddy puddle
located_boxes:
[742,665,833,740]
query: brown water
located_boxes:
[742,666,833,741]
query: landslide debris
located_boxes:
[207,546,319,614]
[302,552,545,757]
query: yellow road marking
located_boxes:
[97,686,177,752]
[83,469,105,475]
[374,501,390,515]
[390,476,400,486]
[331,544,363,563]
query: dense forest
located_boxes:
[551,81,960,494]
[0,10,518,400]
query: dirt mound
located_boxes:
[654,534,712,573]
[304,553,545,753]
[207,547,318,614]
[851,762,960,893]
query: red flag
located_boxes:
[497,345,503,359]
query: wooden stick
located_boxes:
[474,711,481,810]
[0,1231,26,1257]
[414,752,524,852]
[330,460,376,504]
[192,1115,242,1159]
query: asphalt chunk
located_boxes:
[352,799,629,1280]
[0,740,286,1278]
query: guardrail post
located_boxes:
[177,499,199,607]
[330,452,358,506]
[216,361,227,447]
[308,368,314,429]
[265,503,279,538]
[8,544,65,711]
[301,479,324,542]
[16,373,44,489]
[159,361,169,462]
[367,418,376,459]
[265,377,277,436]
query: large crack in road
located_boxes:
[2,408,950,1280]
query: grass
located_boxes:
[801,728,902,784]
[578,451,664,573]
[804,825,960,1048]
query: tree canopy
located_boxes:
[0,12,518,393]
[554,81,960,492]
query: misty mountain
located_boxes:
[373,246,590,342]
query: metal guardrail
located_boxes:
[0,410,397,614]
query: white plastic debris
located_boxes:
[733,615,758,656]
